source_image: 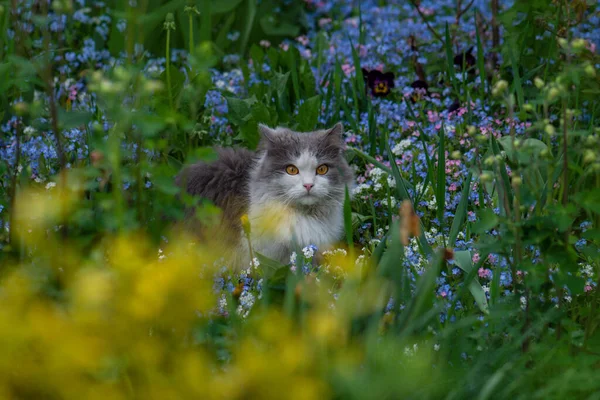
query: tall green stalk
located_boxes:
[184,5,199,55]
[164,13,175,110]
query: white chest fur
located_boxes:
[247,201,343,263]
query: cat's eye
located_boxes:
[316,164,329,175]
[285,165,299,175]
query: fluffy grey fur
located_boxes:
[176,123,354,266]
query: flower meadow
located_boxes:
[2,0,600,398]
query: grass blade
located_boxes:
[448,172,473,247]
[475,12,488,96]
[344,185,354,251]
[436,123,446,224]
[454,250,489,314]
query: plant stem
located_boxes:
[189,14,194,54]
[8,122,21,248]
[166,28,173,109]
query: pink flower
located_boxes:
[318,18,332,28]
[358,44,368,57]
[341,63,355,77]
[296,35,309,46]
[448,183,458,192]
[472,253,480,263]
[585,285,593,292]
[586,41,596,53]
[280,43,289,51]
[440,291,447,298]
[259,40,271,48]
[301,49,312,59]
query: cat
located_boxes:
[175,123,355,268]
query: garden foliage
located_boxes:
[1,0,600,398]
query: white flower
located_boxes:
[434,344,441,351]
[386,175,396,188]
[368,167,386,179]
[373,182,383,191]
[24,126,37,135]
[520,296,527,310]
[250,257,260,268]
[380,197,397,208]
[352,183,370,195]
[391,139,412,156]
[427,198,437,210]
[580,264,594,278]
[290,251,297,265]
[302,245,316,259]
[45,182,56,190]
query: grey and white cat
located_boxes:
[176,123,354,267]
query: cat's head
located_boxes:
[251,123,354,207]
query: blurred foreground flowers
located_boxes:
[0,181,443,399]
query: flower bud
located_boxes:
[585,64,596,77]
[13,102,29,116]
[467,125,476,136]
[240,214,251,236]
[523,103,533,112]
[558,38,568,49]
[480,172,493,183]
[142,79,164,93]
[585,135,597,146]
[583,150,596,164]
[492,80,508,97]
[451,150,461,160]
[571,38,586,51]
[511,176,522,188]
[548,87,560,100]
[534,77,544,89]
[484,156,495,166]
[544,124,556,136]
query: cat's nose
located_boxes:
[303,183,314,192]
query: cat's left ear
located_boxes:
[324,122,344,146]
[258,123,277,147]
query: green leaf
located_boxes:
[259,14,301,36]
[271,71,290,98]
[449,172,473,247]
[132,113,167,137]
[498,136,548,164]
[296,95,321,131]
[454,250,489,314]
[58,110,92,131]
[256,252,286,280]
[225,96,254,125]
[444,23,457,91]
[210,0,243,13]
[473,209,499,234]
[238,0,256,55]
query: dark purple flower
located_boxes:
[410,79,429,103]
[453,46,476,71]
[362,68,395,97]
[447,100,460,113]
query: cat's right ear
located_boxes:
[258,124,276,147]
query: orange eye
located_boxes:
[316,164,329,175]
[286,165,299,175]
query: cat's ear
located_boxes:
[324,122,344,145]
[258,123,276,146]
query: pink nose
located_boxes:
[303,183,314,192]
